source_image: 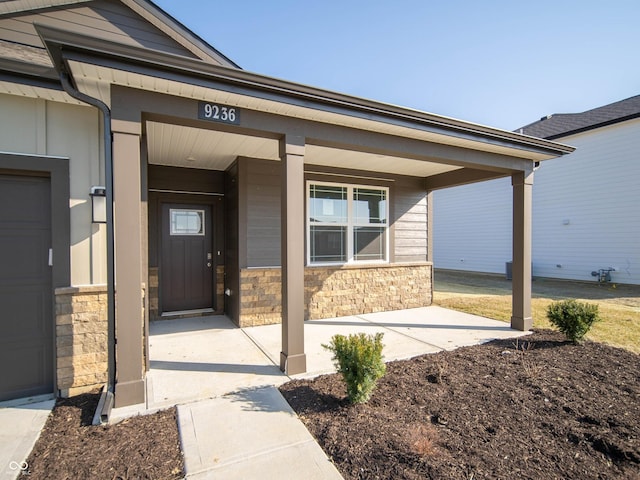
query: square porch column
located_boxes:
[511,170,534,331]
[279,135,307,375]
[112,124,145,407]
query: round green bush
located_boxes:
[546,299,600,344]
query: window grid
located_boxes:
[307,181,389,265]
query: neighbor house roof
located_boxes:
[519,94,640,139]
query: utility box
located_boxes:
[506,261,533,280]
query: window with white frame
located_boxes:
[307,181,388,264]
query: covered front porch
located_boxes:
[130,306,530,412]
[36,24,573,409]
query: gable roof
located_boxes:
[0,0,239,69]
[519,94,640,139]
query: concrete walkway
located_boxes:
[1,306,530,480]
[0,396,55,480]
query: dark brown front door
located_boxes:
[0,174,53,401]
[161,203,213,312]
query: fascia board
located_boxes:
[36,23,575,159]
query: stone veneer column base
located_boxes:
[55,285,108,397]
[238,263,433,327]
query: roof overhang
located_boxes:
[22,23,575,182]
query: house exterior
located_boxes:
[0,0,572,410]
[434,95,640,285]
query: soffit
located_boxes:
[146,121,279,170]
[0,77,82,103]
[146,120,462,177]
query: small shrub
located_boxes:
[322,332,386,404]
[546,299,601,344]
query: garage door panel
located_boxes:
[0,287,48,337]
[0,343,52,400]
[0,232,49,281]
[0,177,49,224]
[0,174,53,401]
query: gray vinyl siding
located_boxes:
[245,158,281,268]
[242,161,429,268]
[393,178,428,263]
[0,0,197,58]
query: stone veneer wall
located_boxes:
[149,267,159,320]
[238,263,432,327]
[55,285,108,397]
[216,265,225,312]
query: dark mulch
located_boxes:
[280,330,640,480]
[21,392,183,480]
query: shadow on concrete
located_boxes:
[307,319,515,332]
[225,387,291,413]
[149,360,282,376]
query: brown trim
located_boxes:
[0,153,70,289]
[511,170,533,331]
[279,135,306,375]
[425,168,509,191]
[237,158,249,269]
[224,161,240,323]
[0,152,70,398]
[37,23,573,158]
[426,191,434,263]
[112,130,145,407]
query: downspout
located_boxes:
[59,71,116,423]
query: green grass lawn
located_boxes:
[434,294,640,354]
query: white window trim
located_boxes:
[306,180,389,266]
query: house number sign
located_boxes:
[198,102,240,125]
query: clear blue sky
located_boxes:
[154,0,639,131]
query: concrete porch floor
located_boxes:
[138,305,529,411]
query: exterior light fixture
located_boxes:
[90,186,107,223]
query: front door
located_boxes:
[0,174,53,401]
[161,203,213,313]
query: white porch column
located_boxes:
[279,135,307,375]
[511,169,534,331]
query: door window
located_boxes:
[170,209,205,236]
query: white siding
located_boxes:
[433,118,640,285]
[0,93,105,286]
[433,177,512,274]
[532,120,640,284]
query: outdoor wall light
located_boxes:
[90,186,107,223]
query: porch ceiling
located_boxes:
[146,121,462,177]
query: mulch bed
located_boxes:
[280,330,640,479]
[21,392,183,480]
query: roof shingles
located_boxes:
[519,94,640,139]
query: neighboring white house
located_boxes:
[434,95,640,285]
